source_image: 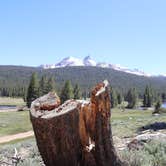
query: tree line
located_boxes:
[26,73,82,108]
[27,73,166,110]
[110,85,165,110]
[26,73,56,107]
[0,87,26,98]
[1,66,166,102]
[1,71,165,111]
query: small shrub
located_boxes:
[0,139,44,166]
[120,140,166,166]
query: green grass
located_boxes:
[0,97,25,106]
[1,107,166,139]
[0,111,32,137]
[111,108,166,138]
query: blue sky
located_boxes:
[0,0,166,74]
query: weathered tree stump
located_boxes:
[30,81,125,166]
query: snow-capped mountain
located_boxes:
[40,56,151,77]
[55,56,84,67]
[109,64,151,77]
[40,56,84,69]
[41,56,96,69]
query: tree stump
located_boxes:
[30,81,125,166]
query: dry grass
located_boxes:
[0,97,25,106]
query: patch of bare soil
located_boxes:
[0,131,34,144]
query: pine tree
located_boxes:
[154,95,162,113]
[82,90,88,100]
[117,93,123,105]
[73,84,81,99]
[161,92,166,102]
[23,87,27,101]
[148,86,153,107]
[143,85,154,107]
[26,73,39,108]
[110,87,118,108]
[126,88,138,109]
[46,77,56,92]
[39,75,48,96]
[60,80,74,103]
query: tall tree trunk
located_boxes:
[30,81,125,166]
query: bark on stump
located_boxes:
[30,81,125,166]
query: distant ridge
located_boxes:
[0,65,166,95]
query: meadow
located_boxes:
[1,107,166,138]
[0,97,25,106]
[111,108,166,138]
[0,111,32,137]
[0,104,166,165]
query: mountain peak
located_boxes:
[83,56,96,66]
[84,55,91,60]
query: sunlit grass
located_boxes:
[0,111,32,137]
[111,108,166,138]
[0,97,25,106]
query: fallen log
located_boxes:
[30,81,125,166]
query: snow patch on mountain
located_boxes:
[40,56,151,77]
[97,63,110,68]
[55,56,84,67]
